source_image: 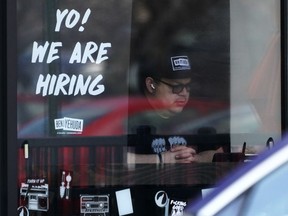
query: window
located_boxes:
[12,0,283,215]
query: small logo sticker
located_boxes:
[171,56,191,71]
[155,191,169,208]
[170,199,186,216]
[54,117,83,134]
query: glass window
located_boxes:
[13,0,283,215]
[17,0,132,138]
[230,0,281,153]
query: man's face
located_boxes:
[153,77,191,116]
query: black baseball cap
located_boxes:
[141,55,193,80]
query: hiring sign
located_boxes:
[31,8,110,97]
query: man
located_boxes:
[128,55,222,163]
[143,68,191,119]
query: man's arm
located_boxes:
[127,152,159,164]
[127,146,224,163]
[194,147,224,162]
[127,146,197,164]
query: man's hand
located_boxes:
[162,146,196,163]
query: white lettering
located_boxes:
[36,73,105,96]
[55,117,83,132]
[74,74,91,95]
[31,41,49,63]
[55,9,69,32]
[69,42,111,64]
[36,74,51,96]
[65,9,80,29]
[54,73,70,95]
[96,43,111,64]
[31,41,62,63]
[81,41,98,63]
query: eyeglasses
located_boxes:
[155,79,192,94]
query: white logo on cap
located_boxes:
[171,56,191,71]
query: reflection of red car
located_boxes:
[17,96,228,189]
[83,97,228,136]
[18,96,228,137]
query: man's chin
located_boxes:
[170,107,184,115]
